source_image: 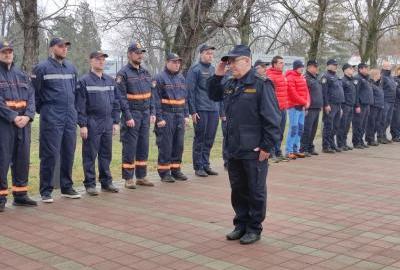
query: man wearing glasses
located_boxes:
[32,37,81,202]
[208,45,281,244]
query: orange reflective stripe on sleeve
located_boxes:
[127,92,152,100]
[161,99,185,105]
[135,161,147,167]
[5,100,27,109]
[157,164,171,170]
[122,163,135,169]
[0,189,9,196]
[12,186,28,192]
[170,163,181,169]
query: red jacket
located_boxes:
[266,67,288,110]
[285,70,310,108]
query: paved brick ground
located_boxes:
[2,143,400,269]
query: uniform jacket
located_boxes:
[207,68,281,159]
[354,73,374,106]
[320,70,345,106]
[0,62,35,123]
[75,71,121,127]
[304,71,323,109]
[342,74,357,106]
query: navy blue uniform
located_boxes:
[378,70,396,140]
[352,73,374,147]
[0,62,35,202]
[187,61,219,171]
[154,68,189,178]
[337,75,357,148]
[390,76,400,139]
[321,70,345,150]
[31,57,78,197]
[76,72,120,189]
[300,71,323,153]
[207,69,281,235]
[366,79,384,143]
[116,63,154,180]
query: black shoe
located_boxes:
[61,188,81,199]
[13,195,38,207]
[334,147,342,153]
[367,141,379,146]
[161,175,175,183]
[362,143,369,148]
[310,151,319,156]
[86,187,99,196]
[101,184,119,193]
[322,148,335,153]
[346,145,353,150]
[354,144,363,149]
[41,195,54,203]
[392,137,400,142]
[342,146,349,151]
[378,138,387,144]
[195,169,208,177]
[226,229,246,240]
[0,201,5,212]
[204,167,218,176]
[240,232,261,245]
[172,171,188,181]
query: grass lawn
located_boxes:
[25,119,224,194]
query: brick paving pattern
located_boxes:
[1,144,400,269]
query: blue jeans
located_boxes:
[286,108,305,154]
[273,109,287,156]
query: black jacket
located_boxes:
[321,70,345,106]
[354,73,374,106]
[305,71,323,109]
[381,69,396,103]
[342,75,357,106]
[207,68,281,159]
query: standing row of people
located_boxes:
[0,38,223,211]
[255,56,400,161]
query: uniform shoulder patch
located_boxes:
[321,77,327,84]
[152,80,157,88]
[353,80,358,85]
[116,75,123,84]
[244,88,257,94]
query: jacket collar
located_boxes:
[0,60,13,71]
[381,69,391,77]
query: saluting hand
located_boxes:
[215,61,228,76]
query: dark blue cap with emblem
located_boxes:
[307,60,318,67]
[166,52,182,61]
[293,60,304,69]
[221,44,251,62]
[128,42,146,53]
[327,59,338,66]
[342,63,353,71]
[49,37,71,47]
[358,62,368,69]
[90,51,109,59]
[199,44,215,53]
[0,40,13,51]
[254,59,269,67]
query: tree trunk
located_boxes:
[172,0,217,72]
[238,0,255,46]
[21,0,39,72]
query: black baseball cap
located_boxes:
[128,42,146,53]
[327,59,338,66]
[89,51,109,59]
[307,60,318,67]
[342,63,353,71]
[199,44,215,53]
[358,63,368,69]
[49,37,71,47]
[0,40,13,52]
[166,52,182,61]
[221,45,251,62]
[254,59,269,68]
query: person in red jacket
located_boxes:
[266,56,289,162]
[285,60,310,159]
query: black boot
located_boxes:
[13,195,37,207]
[204,167,218,176]
[239,232,261,245]
[172,171,188,181]
[226,229,246,240]
[0,200,5,212]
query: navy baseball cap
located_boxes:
[166,52,182,61]
[342,63,353,71]
[293,60,304,69]
[128,42,146,53]
[49,37,71,47]
[221,45,251,61]
[307,60,318,67]
[254,59,269,68]
[358,63,368,69]
[89,51,109,59]
[199,44,215,53]
[327,59,338,65]
[0,41,13,51]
